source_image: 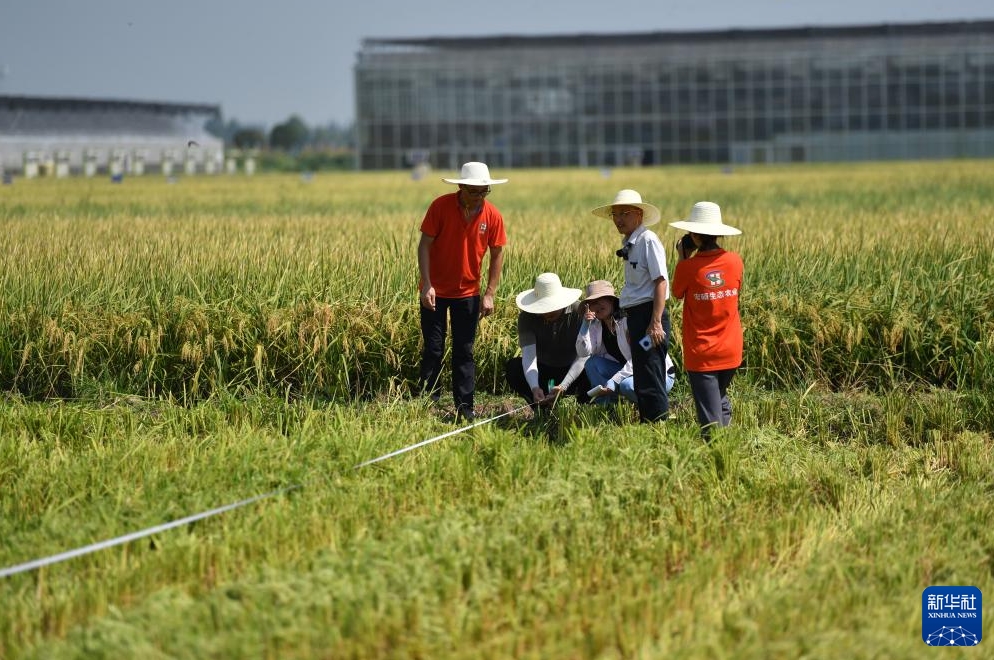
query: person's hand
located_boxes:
[420,284,436,311]
[531,386,546,405]
[543,385,565,406]
[648,319,666,347]
[583,303,596,322]
[588,385,609,399]
[675,233,695,261]
[480,292,495,318]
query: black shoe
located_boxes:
[456,405,475,423]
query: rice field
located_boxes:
[1,161,992,658]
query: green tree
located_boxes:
[311,121,356,149]
[233,128,266,150]
[269,115,309,152]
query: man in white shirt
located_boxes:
[591,190,671,423]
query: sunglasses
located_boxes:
[462,186,491,196]
[616,245,631,259]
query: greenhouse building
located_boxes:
[354,20,994,169]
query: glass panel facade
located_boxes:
[355,23,994,168]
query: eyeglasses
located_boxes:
[616,245,631,259]
[462,186,491,196]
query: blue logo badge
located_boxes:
[922,586,982,646]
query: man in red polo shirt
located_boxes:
[417,162,508,422]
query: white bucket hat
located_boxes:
[515,273,582,314]
[669,201,741,236]
[590,189,661,226]
[442,161,508,186]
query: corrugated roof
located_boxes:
[362,19,994,51]
[0,95,220,116]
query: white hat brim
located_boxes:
[669,220,741,236]
[515,288,582,314]
[590,202,661,226]
[442,177,509,185]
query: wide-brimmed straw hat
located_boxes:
[590,189,661,226]
[669,201,742,236]
[515,273,582,314]
[442,161,508,186]
[583,280,619,306]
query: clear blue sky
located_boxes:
[1,1,991,128]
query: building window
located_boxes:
[904,82,921,108]
[356,29,994,168]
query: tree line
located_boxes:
[206,115,356,170]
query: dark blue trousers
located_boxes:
[623,302,671,422]
[418,296,479,409]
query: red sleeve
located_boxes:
[671,260,689,299]
[489,209,508,247]
[420,197,443,237]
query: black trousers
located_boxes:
[418,296,479,409]
[687,368,737,439]
[623,302,671,422]
[503,357,591,404]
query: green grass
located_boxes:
[1,161,993,658]
[1,388,991,658]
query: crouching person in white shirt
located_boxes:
[578,280,674,405]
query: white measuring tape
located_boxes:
[353,403,531,468]
[0,403,534,579]
[0,486,302,579]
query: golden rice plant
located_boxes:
[0,161,991,401]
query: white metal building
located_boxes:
[0,95,224,177]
